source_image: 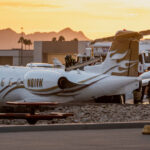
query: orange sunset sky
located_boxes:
[0,0,150,39]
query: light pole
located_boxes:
[20,27,24,65]
[21,27,23,50]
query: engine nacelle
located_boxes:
[24,70,62,91]
[57,77,77,89]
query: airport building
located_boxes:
[0,41,89,66]
[0,49,33,66]
[34,41,89,64]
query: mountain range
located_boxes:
[0,28,90,49]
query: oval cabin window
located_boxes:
[17,79,21,86]
[1,78,5,87]
[9,78,13,86]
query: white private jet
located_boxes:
[0,30,142,105]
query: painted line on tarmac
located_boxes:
[0,121,150,132]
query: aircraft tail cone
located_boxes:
[142,125,150,134]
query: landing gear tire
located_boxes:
[133,80,143,104]
[141,86,146,102]
[146,82,150,104]
[26,119,38,125]
[133,89,142,104]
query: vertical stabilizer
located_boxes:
[85,30,142,77]
[110,31,141,76]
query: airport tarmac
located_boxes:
[0,128,149,150]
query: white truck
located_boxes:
[139,40,150,73]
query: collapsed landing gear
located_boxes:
[133,89,142,104]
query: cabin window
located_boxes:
[1,78,5,87]
[17,79,21,86]
[9,78,13,86]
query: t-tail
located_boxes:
[85,30,142,77]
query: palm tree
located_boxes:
[52,37,57,42]
[18,36,24,50]
[27,39,32,50]
[58,36,65,42]
[23,39,28,50]
[73,38,78,41]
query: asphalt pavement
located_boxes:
[0,128,150,150]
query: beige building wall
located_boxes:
[34,41,90,64]
[0,50,19,65]
[34,41,43,62]
[0,50,33,66]
[21,50,33,66]
[34,41,78,64]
